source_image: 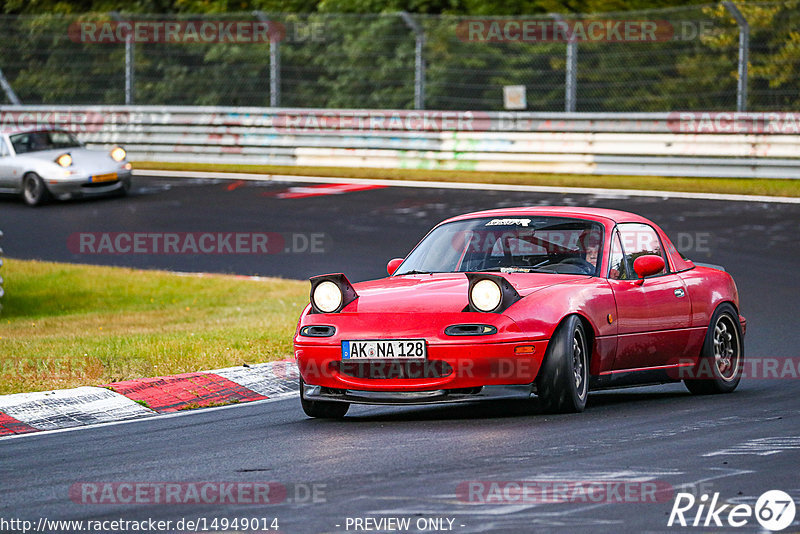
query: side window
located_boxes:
[608,231,629,280]
[10,134,28,154]
[618,223,668,276]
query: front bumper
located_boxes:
[303,383,534,405]
[46,169,132,199]
[295,339,549,394]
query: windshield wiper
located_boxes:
[396,270,435,275]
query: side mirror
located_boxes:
[387,258,404,276]
[633,255,665,283]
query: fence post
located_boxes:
[723,1,749,112]
[111,11,134,105]
[400,11,425,110]
[565,40,577,112]
[551,14,577,112]
[255,11,280,107]
[0,68,20,105]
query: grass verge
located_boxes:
[134,161,800,198]
[0,258,307,395]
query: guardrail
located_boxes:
[2,106,799,179]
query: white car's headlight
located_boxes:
[55,153,72,167]
[470,278,502,312]
[312,281,343,313]
[110,146,126,162]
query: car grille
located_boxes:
[334,360,453,379]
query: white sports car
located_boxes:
[0,128,132,206]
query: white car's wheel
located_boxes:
[22,173,51,206]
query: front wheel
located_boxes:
[536,315,589,413]
[684,303,743,394]
[22,173,51,206]
[300,379,349,419]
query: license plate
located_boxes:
[91,172,118,183]
[342,339,426,360]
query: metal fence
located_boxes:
[0,2,798,112]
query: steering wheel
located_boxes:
[559,257,595,275]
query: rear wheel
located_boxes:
[22,173,51,206]
[536,315,589,413]
[300,378,349,419]
[685,303,743,394]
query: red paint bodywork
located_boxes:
[295,207,743,395]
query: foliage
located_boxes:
[0,2,797,111]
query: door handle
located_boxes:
[674,288,685,298]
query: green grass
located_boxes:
[0,258,307,395]
[134,161,800,198]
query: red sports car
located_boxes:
[294,207,745,418]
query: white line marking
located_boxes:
[0,360,302,441]
[0,392,298,442]
[703,436,800,457]
[133,169,800,204]
[0,386,154,431]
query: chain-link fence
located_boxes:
[0,2,798,111]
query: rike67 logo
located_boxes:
[668,490,796,531]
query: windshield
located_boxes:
[395,216,604,276]
[10,130,81,155]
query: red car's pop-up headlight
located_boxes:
[465,273,521,313]
[309,273,358,314]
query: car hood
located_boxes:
[15,147,120,170]
[346,272,586,314]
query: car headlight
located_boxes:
[465,273,522,314]
[312,281,343,313]
[470,279,503,312]
[55,153,72,167]
[110,146,126,162]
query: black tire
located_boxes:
[684,303,743,395]
[22,173,51,206]
[536,315,589,413]
[300,379,349,419]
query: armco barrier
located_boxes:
[1,106,799,179]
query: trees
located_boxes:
[0,1,797,111]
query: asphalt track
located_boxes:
[1,174,799,533]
